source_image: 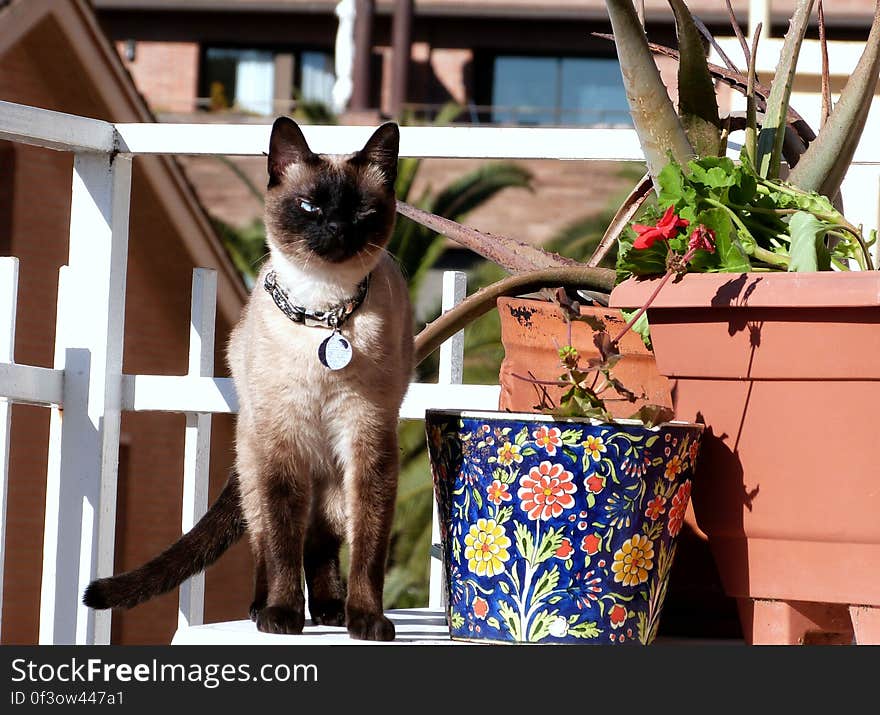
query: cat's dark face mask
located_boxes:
[264,118,399,266]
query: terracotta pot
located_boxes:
[496,296,742,640]
[611,271,880,644]
[497,297,673,417]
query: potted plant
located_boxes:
[408,0,880,644]
[605,0,880,645]
[424,257,708,644]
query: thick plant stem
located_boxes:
[604,0,694,187]
[414,266,616,366]
[396,200,577,274]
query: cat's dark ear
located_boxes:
[268,116,314,188]
[355,122,399,190]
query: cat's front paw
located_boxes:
[248,600,265,622]
[255,606,305,635]
[310,598,345,627]
[346,608,395,641]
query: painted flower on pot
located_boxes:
[555,538,574,559]
[608,603,628,629]
[585,473,606,494]
[664,454,684,481]
[582,435,606,461]
[581,533,601,555]
[463,518,511,577]
[496,441,523,466]
[645,495,667,521]
[518,461,576,521]
[473,596,489,620]
[486,479,511,506]
[667,481,692,539]
[612,534,655,587]
[532,425,562,455]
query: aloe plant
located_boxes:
[788,2,880,196]
[668,0,721,157]
[604,0,694,185]
[395,0,880,358]
[755,0,815,179]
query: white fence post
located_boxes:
[40,152,131,645]
[178,268,217,629]
[0,257,18,640]
[429,270,467,611]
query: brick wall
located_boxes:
[0,28,251,645]
[115,40,200,114]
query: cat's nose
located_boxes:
[326,221,341,235]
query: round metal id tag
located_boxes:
[318,331,353,370]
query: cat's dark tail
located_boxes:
[83,474,246,610]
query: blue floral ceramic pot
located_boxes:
[425,410,704,645]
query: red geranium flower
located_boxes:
[689,224,717,253]
[632,205,690,249]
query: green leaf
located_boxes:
[631,404,676,427]
[450,612,465,629]
[515,427,529,446]
[667,0,721,156]
[486,616,501,630]
[498,580,510,594]
[619,309,651,350]
[788,211,831,272]
[695,206,751,273]
[574,313,606,332]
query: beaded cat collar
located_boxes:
[263,270,370,330]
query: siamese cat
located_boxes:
[84,117,413,642]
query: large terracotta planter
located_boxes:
[610,271,880,644]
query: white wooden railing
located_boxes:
[1,99,879,645]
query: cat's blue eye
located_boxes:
[298,198,320,214]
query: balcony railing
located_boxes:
[1,99,879,645]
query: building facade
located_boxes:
[93,1,880,125]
